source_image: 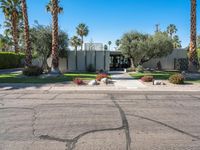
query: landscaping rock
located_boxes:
[88,80,98,86]
[101,78,108,84]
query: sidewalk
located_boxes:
[110,71,146,89]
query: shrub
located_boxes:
[23,66,43,76]
[136,65,144,73]
[73,78,85,85]
[169,74,184,84]
[87,64,95,72]
[0,52,25,69]
[141,76,154,82]
[96,73,109,81]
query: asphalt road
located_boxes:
[0,90,200,150]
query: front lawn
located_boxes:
[0,72,97,84]
[130,71,180,80]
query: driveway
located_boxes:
[0,68,22,74]
[0,89,200,150]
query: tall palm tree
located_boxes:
[0,0,22,53]
[173,35,182,49]
[21,0,32,67]
[115,39,120,50]
[108,41,112,50]
[70,36,82,71]
[188,0,198,72]
[46,0,63,73]
[76,23,89,51]
[167,24,177,38]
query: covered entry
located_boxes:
[110,51,130,71]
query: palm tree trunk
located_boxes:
[188,0,198,72]
[21,0,32,67]
[11,15,19,53]
[81,36,83,51]
[51,0,60,73]
[75,47,78,71]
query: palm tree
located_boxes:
[115,39,120,50]
[0,0,22,53]
[108,41,112,50]
[46,0,63,74]
[167,24,177,38]
[188,0,198,72]
[173,35,182,49]
[70,36,82,71]
[21,0,32,67]
[76,23,89,51]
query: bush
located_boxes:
[73,78,85,85]
[0,52,25,69]
[141,76,154,82]
[169,74,184,84]
[87,64,95,72]
[136,65,144,73]
[23,66,43,76]
[96,73,109,81]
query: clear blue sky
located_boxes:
[0,0,199,48]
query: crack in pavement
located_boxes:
[40,126,124,150]
[127,113,200,140]
[0,107,37,138]
[109,94,131,150]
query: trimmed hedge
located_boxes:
[0,52,25,69]
[23,66,43,76]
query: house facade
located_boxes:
[41,49,188,73]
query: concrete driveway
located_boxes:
[0,89,200,150]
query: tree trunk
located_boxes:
[22,0,32,67]
[188,0,198,72]
[130,58,135,68]
[51,0,60,74]
[75,47,78,71]
[11,14,19,53]
[81,36,83,51]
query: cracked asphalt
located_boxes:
[0,89,200,150]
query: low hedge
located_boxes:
[0,52,25,69]
[23,66,43,76]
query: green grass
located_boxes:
[130,71,180,80]
[0,73,97,84]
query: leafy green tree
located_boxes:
[0,0,22,53]
[139,32,174,64]
[167,24,178,38]
[76,23,89,51]
[70,36,82,70]
[0,34,11,51]
[30,24,68,72]
[119,32,148,67]
[119,31,174,67]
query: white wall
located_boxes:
[67,50,110,72]
[143,49,187,70]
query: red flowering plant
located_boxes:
[96,73,109,81]
[73,78,85,85]
[141,76,154,82]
